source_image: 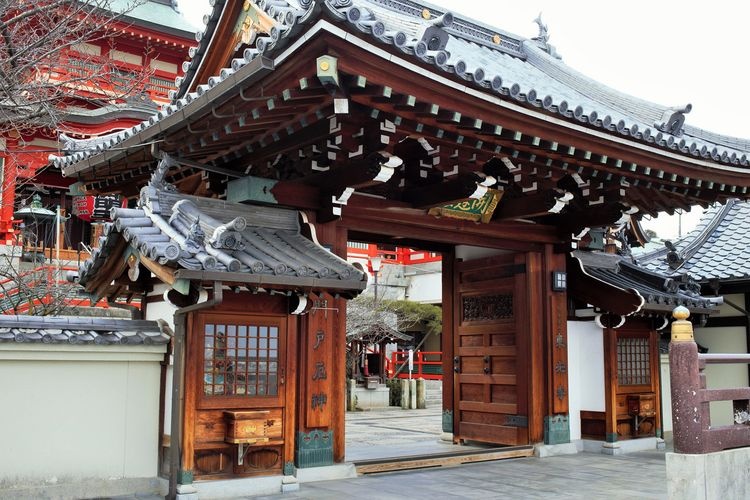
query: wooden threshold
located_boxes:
[353,445,534,474]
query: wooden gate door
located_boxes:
[453,253,530,445]
[185,310,292,479]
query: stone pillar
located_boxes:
[347,379,356,411]
[409,379,417,409]
[669,306,705,454]
[400,379,409,409]
[416,378,426,409]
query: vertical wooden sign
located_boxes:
[551,292,569,414]
[305,294,334,428]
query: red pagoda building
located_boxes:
[0,0,195,249]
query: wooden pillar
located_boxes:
[294,217,348,467]
[649,327,662,439]
[296,292,337,468]
[283,313,299,473]
[603,326,618,442]
[332,224,348,462]
[441,249,455,437]
[524,251,546,443]
[542,245,570,444]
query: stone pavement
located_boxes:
[114,407,668,499]
[256,450,667,499]
[345,406,473,461]
[251,407,668,499]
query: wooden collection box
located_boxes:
[627,393,655,417]
[223,410,277,444]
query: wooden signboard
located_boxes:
[305,295,334,428]
[428,189,502,223]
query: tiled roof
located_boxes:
[52,0,750,174]
[571,250,720,314]
[61,95,159,127]
[109,0,197,35]
[0,315,170,345]
[636,199,750,282]
[78,157,367,297]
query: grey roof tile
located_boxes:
[52,0,750,175]
[573,250,719,314]
[636,199,750,282]
[0,315,170,345]
[77,160,367,297]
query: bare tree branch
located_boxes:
[0,0,150,137]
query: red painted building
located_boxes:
[0,0,195,247]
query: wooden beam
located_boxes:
[300,152,398,193]
[139,254,177,286]
[494,190,573,220]
[402,173,487,209]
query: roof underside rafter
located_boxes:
[54,0,750,236]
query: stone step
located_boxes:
[354,445,534,474]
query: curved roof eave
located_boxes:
[168,0,750,167]
[57,17,750,189]
[568,251,645,316]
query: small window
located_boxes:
[617,336,651,386]
[203,321,279,397]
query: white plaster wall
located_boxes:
[567,320,605,440]
[711,293,744,317]
[0,344,165,485]
[405,272,441,303]
[145,295,177,435]
[694,325,749,426]
[660,354,672,435]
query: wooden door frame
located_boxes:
[181,302,298,475]
[603,320,661,442]
[450,251,545,445]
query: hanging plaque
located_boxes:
[427,189,502,223]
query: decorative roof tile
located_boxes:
[51,0,750,175]
[0,315,170,345]
[77,156,367,297]
[572,250,720,315]
[636,199,750,283]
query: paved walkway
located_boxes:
[257,450,667,499]
[252,407,669,499]
[346,406,467,461]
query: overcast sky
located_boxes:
[179,1,750,239]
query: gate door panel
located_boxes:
[454,254,529,445]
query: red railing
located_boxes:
[670,309,750,454]
[386,351,442,380]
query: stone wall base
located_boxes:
[667,448,750,499]
[0,477,165,500]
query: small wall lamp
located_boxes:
[552,271,567,292]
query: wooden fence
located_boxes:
[669,307,750,453]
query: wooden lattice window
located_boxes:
[616,336,651,386]
[203,321,279,397]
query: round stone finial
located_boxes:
[671,305,694,342]
[672,305,690,321]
